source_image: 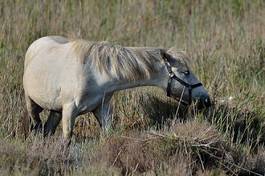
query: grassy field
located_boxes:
[0,0,265,175]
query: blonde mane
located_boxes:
[71,40,164,80]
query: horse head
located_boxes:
[163,49,211,109]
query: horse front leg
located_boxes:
[62,102,78,141]
[93,98,113,132]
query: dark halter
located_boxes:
[165,62,203,105]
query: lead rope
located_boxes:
[173,86,186,124]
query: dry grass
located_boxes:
[96,122,226,174]
[1,0,265,175]
[93,121,264,175]
[1,121,263,175]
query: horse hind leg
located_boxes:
[44,110,62,137]
[25,94,43,133]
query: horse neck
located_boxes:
[96,46,169,94]
[106,68,168,93]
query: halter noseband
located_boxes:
[165,62,203,105]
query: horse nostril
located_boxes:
[204,97,211,107]
[196,96,211,108]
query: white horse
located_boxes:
[23,36,211,139]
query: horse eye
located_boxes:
[183,71,190,75]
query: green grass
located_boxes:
[0,0,265,175]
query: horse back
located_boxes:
[24,36,69,69]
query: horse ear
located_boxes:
[164,48,192,66]
[161,49,176,65]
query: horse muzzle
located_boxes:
[194,95,212,109]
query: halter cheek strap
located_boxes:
[165,62,203,105]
